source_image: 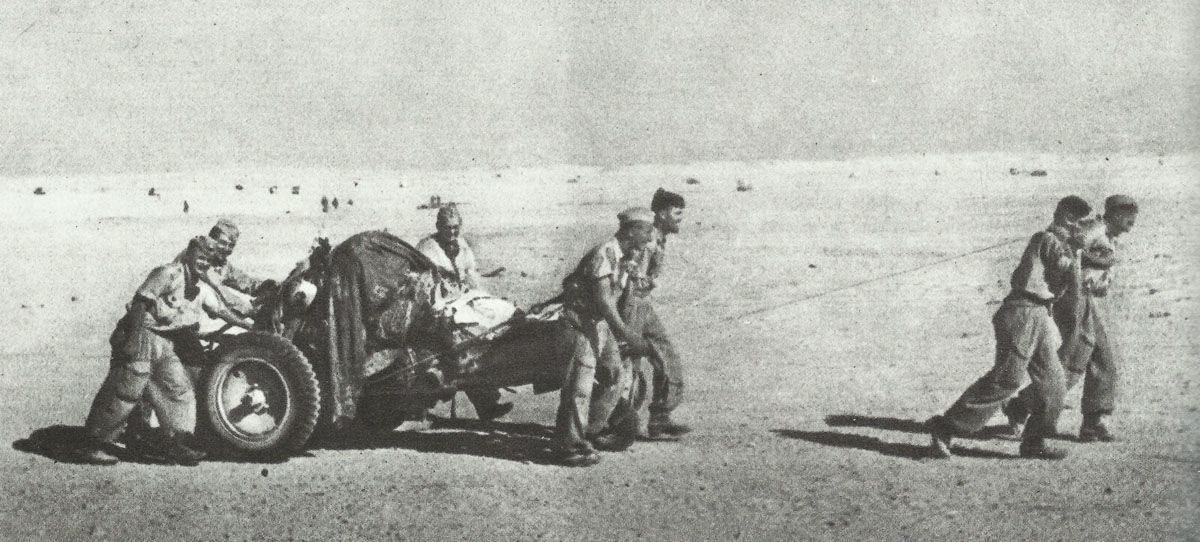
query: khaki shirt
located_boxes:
[564,236,636,317]
[1078,217,1118,296]
[1009,225,1076,302]
[416,234,481,290]
[134,262,222,332]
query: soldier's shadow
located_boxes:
[12,425,94,464]
[11,424,295,465]
[824,414,1018,441]
[772,413,1023,460]
[313,416,564,466]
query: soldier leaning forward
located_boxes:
[554,207,655,467]
[75,236,253,466]
[928,196,1092,460]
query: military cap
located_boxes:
[618,206,655,226]
[186,235,220,261]
[1104,194,1138,214]
[209,218,240,240]
[436,203,462,225]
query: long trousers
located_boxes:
[941,298,1066,440]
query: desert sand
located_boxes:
[0,153,1196,540]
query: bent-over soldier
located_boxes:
[76,237,254,465]
[1005,195,1139,442]
[928,196,1092,460]
[555,207,654,466]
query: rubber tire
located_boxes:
[200,332,321,458]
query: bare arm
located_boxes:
[202,291,254,329]
[592,277,644,350]
[221,263,262,294]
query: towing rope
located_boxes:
[719,236,1026,324]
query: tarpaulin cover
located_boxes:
[323,230,438,428]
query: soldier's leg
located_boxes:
[1008,296,1093,433]
[585,321,628,435]
[641,303,684,416]
[1019,309,1067,459]
[1080,312,1119,441]
[555,329,599,464]
[940,304,1031,435]
[84,360,153,443]
[145,354,197,435]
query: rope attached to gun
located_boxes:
[719,236,1026,324]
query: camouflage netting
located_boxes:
[323,230,440,428]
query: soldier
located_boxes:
[416,204,511,422]
[1004,195,1138,442]
[928,196,1092,460]
[627,188,690,440]
[416,204,482,291]
[555,207,655,466]
[193,219,264,316]
[76,237,254,465]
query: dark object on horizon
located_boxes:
[183,200,189,213]
[353,181,359,187]
[1010,167,1048,177]
[685,177,700,185]
[269,185,278,194]
[321,196,330,213]
[934,170,940,176]
[33,187,45,195]
[332,198,339,209]
[481,267,506,278]
[567,176,579,183]
[148,187,157,196]
[292,186,300,195]
[235,184,244,191]
[347,199,354,206]
[736,179,753,192]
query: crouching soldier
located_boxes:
[555,208,654,466]
[75,236,254,465]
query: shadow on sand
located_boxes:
[310,416,564,466]
[14,418,563,466]
[11,424,297,465]
[772,429,1017,460]
[824,414,1027,441]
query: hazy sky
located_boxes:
[2,1,1196,175]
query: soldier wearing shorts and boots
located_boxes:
[75,237,253,465]
[555,208,654,466]
[928,196,1092,460]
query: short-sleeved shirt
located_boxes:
[564,236,637,316]
[134,262,221,332]
[1077,216,1118,295]
[173,249,260,294]
[416,234,480,290]
[1008,225,1076,302]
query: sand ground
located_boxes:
[0,153,1196,541]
